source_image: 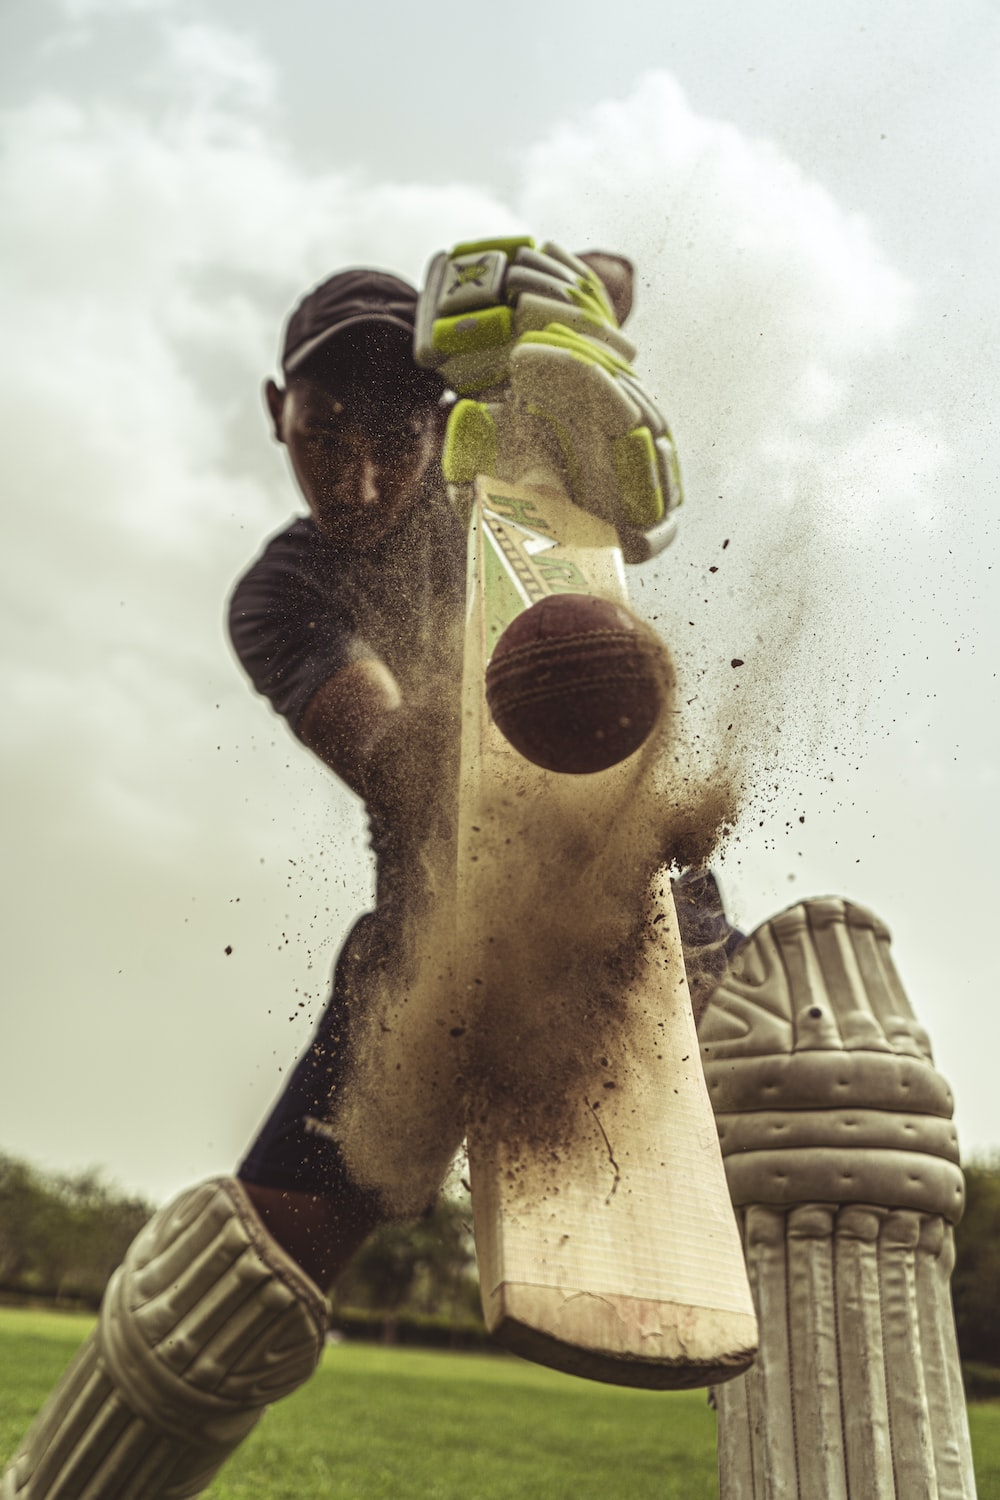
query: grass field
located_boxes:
[2,1307,999,1498]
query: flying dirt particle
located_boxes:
[321,610,755,1218]
[731,658,744,668]
[224,945,232,955]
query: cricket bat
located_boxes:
[456,466,758,1389]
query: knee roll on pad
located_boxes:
[2,1178,328,1499]
[700,898,966,1221]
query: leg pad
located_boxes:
[2,1178,328,1498]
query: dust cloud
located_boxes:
[332,626,741,1218]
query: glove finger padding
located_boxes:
[510,325,682,533]
[437,340,682,547]
[417,237,683,554]
[414,236,632,396]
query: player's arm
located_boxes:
[229,531,417,803]
[297,658,403,796]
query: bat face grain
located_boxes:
[457,471,757,1388]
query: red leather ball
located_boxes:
[484,594,667,775]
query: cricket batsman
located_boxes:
[2,240,697,1497]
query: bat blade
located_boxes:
[458,471,757,1389]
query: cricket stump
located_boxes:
[699,897,977,1499]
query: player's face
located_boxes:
[269,377,440,550]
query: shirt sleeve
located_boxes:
[227,523,372,736]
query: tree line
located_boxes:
[2,1149,998,1367]
[0,1152,481,1330]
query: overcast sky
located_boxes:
[2,0,997,1203]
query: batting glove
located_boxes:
[414,237,682,559]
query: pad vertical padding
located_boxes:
[2,1178,328,1499]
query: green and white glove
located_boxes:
[413,236,682,559]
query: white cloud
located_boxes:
[1,19,957,1191]
[0,62,511,834]
[0,10,517,1191]
[515,72,949,822]
[59,0,176,16]
[518,72,923,503]
[154,20,277,118]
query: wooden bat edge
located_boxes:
[486,1288,758,1390]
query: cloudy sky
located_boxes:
[2,0,997,1203]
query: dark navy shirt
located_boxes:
[228,483,466,894]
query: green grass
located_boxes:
[207,1345,720,1500]
[970,1404,1000,1499]
[2,1307,1000,1499]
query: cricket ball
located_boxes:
[484,594,669,775]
